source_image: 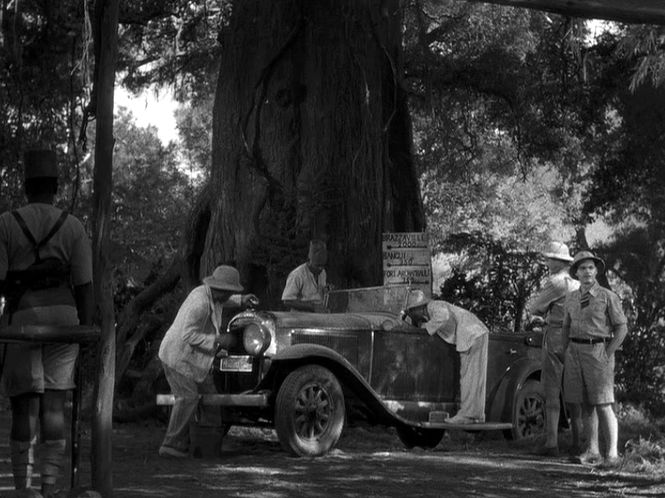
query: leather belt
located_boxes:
[570,337,608,344]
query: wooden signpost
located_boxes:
[382,232,432,296]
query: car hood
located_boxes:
[265,311,399,330]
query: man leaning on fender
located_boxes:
[158,265,258,458]
[562,251,627,468]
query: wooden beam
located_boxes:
[0,325,100,343]
[463,0,665,25]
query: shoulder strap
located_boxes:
[11,209,69,263]
[11,211,38,259]
[38,209,69,251]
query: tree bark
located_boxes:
[114,258,183,382]
[91,0,119,496]
[202,0,424,304]
[465,0,665,25]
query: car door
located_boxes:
[369,326,459,403]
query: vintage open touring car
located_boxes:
[158,285,547,456]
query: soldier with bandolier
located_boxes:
[0,149,93,497]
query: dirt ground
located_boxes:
[2,404,665,497]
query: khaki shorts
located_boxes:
[563,341,615,405]
[541,327,564,403]
[1,304,79,397]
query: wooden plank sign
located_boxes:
[382,232,432,295]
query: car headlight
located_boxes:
[243,323,271,355]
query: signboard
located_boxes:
[382,232,431,295]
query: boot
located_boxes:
[39,439,66,496]
[10,437,36,489]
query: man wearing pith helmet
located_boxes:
[526,241,581,457]
[0,149,94,496]
[562,251,627,468]
[158,265,259,458]
[403,290,489,424]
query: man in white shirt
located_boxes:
[158,265,258,458]
[281,240,328,312]
[404,290,489,424]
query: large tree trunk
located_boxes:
[201,0,424,303]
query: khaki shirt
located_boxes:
[562,282,627,340]
[0,203,92,317]
[0,203,92,285]
[281,263,327,303]
[422,300,489,352]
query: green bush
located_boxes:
[437,232,546,333]
[616,324,665,416]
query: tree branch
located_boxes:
[463,0,665,26]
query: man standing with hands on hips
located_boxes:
[562,251,627,468]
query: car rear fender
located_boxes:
[260,343,402,424]
[486,357,541,423]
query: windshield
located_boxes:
[325,285,411,314]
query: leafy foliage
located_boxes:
[617,24,665,91]
[403,2,617,262]
[109,108,194,271]
[174,97,213,184]
[0,0,92,214]
[437,232,546,332]
[117,1,231,104]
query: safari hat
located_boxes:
[405,289,431,311]
[203,265,243,292]
[569,251,605,278]
[542,241,573,262]
[24,149,58,180]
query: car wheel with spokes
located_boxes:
[274,365,346,456]
[507,378,545,440]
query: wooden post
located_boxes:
[91,0,119,496]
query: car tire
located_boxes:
[506,378,545,440]
[274,364,346,457]
[396,425,445,449]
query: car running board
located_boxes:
[421,421,513,431]
[423,411,512,431]
[156,394,269,407]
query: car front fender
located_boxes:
[486,357,541,423]
[260,343,406,425]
